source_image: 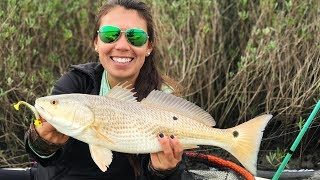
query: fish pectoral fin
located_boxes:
[92,127,114,144]
[183,145,199,150]
[89,145,113,172]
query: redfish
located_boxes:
[27,85,271,174]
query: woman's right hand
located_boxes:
[35,117,69,144]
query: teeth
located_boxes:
[112,57,132,63]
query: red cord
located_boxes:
[186,152,255,180]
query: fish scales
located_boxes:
[90,96,223,151]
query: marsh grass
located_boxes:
[0,0,319,170]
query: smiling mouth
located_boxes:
[111,57,133,63]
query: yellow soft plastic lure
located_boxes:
[14,101,42,127]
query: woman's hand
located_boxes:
[35,117,69,144]
[150,133,183,171]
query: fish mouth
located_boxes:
[34,104,53,122]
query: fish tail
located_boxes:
[222,114,272,175]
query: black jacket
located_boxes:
[25,62,193,180]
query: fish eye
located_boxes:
[51,100,58,105]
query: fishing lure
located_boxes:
[14,101,42,127]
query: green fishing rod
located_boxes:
[272,100,320,180]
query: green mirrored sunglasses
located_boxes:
[97,25,149,47]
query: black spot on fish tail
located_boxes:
[173,116,178,120]
[233,130,239,138]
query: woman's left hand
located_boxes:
[150,133,183,171]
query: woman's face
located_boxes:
[94,6,153,86]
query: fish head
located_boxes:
[35,94,94,136]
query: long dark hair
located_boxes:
[92,0,162,102]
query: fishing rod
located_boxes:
[272,100,320,180]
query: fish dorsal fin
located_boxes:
[141,90,216,126]
[105,83,137,102]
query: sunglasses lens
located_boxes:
[126,28,148,47]
[98,26,148,47]
[99,26,120,43]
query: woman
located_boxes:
[24,0,193,179]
